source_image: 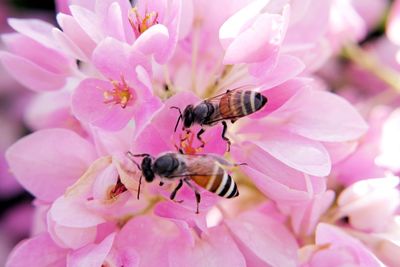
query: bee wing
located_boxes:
[203,85,260,125]
[166,154,225,178]
[204,84,257,105]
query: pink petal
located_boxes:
[231,143,327,203]
[153,0,181,63]
[69,5,104,42]
[178,0,194,39]
[92,37,151,82]
[131,92,199,153]
[219,0,271,48]
[276,88,368,142]
[169,226,246,267]
[95,0,134,44]
[50,196,106,228]
[0,52,67,91]
[250,78,306,119]
[6,234,67,267]
[287,190,335,236]
[226,211,298,267]
[252,54,305,86]
[67,233,115,267]
[250,127,331,176]
[47,212,98,249]
[55,0,71,14]
[387,0,400,45]
[116,216,180,267]
[52,28,89,61]
[99,2,127,42]
[5,129,97,202]
[7,18,57,49]
[71,78,135,131]
[23,90,81,132]
[315,224,384,267]
[223,12,287,65]
[56,13,96,59]
[133,24,170,56]
[2,33,72,74]
[323,141,358,164]
[131,123,171,155]
[154,201,208,233]
[90,124,136,157]
[285,0,332,45]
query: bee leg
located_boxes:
[221,121,231,152]
[196,128,206,148]
[183,179,201,214]
[170,179,184,203]
[137,175,143,200]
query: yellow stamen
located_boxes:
[103,76,133,108]
[129,7,159,37]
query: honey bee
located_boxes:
[172,86,267,151]
[128,152,240,213]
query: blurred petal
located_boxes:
[0,52,67,91]
[251,127,331,176]
[169,226,246,267]
[6,233,67,267]
[67,233,115,267]
[226,211,298,267]
[276,88,368,142]
[6,129,97,202]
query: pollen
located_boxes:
[103,76,133,109]
[129,7,159,37]
[176,131,203,155]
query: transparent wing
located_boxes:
[165,154,227,178]
[204,84,257,105]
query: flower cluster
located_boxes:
[1,0,399,266]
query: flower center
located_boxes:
[175,131,203,155]
[108,178,127,199]
[103,76,133,108]
[129,7,159,37]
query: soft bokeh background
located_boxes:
[0,1,56,265]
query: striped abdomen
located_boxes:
[219,90,267,119]
[191,171,239,198]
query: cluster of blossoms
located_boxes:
[1,0,400,266]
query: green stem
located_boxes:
[342,43,400,93]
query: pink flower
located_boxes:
[2,1,394,266]
[71,37,161,131]
[219,0,290,76]
[300,223,385,267]
[335,176,400,232]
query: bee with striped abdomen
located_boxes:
[128,152,240,213]
[172,86,267,151]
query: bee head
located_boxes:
[141,156,155,182]
[183,105,195,128]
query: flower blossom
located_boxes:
[1,0,398,266]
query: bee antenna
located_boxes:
[126,151,150,170]
[170,106,183,132]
